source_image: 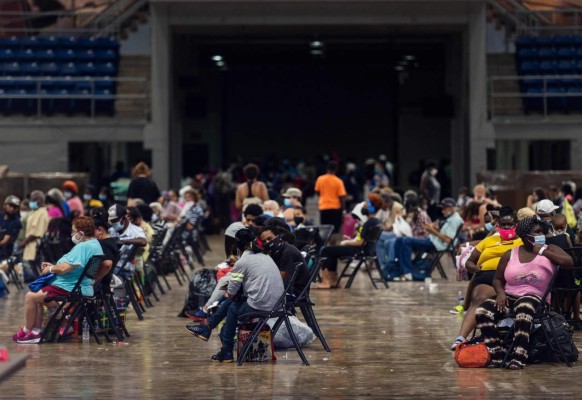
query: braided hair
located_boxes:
[516,216,549,239]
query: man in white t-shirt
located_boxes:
[107,204,147,273]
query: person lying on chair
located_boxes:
[185,228,284,363]
[475,216,574,369]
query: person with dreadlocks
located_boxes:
[475,216,573,369]
[259,224,310,296]
[185,228,284,363]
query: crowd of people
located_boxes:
[1,156,581,369]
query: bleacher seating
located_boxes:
[516,35,582,114]
[0,36,119,116]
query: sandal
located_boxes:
[450,336,465,351]
[506,362,523,370]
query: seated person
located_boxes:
[393,197,464,281]
[11,216,103,344]
[107,204,147,274]
[475,216,573,369]
[90,208,120,287]
[314,193,383,289]
[259,225,310,296]
[450,206,521,350]
[185,228,284,363]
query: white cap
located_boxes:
[536,199,559,215]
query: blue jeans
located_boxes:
[396,237,436,275]
[207,298,258,353]
[376,231,397,266]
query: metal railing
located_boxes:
[0,0,147,38]
[0,76,149,120]
[515,9,582,35]
[489,74,582,120]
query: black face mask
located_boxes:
[293,216,304,226]
[264,236,285,258]
[361,208,370,216]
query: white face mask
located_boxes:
[63,191,73,199]
[151,214,159,222]
[429,168,438,176]
[20,211,29,219]
[71,231,83,245]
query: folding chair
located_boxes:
[94,277,130,342]
[237,263,309,366]
[552,246,582,325]
[115,245,146,320]
[41,255,104,344]
[418,224,463,280]
[6,255,24,290]
[501,266,574,368]
[336,224,388,289]
[271,257,331,352]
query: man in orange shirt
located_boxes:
[315,161,347,242]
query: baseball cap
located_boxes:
[282,188,302,198]
[108,204,127,223]
[536,199,559,215]
[4,195,20,207]
[438,197,457,208]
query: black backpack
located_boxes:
[179,268,217,316]
[528,312,579,364]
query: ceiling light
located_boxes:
[211,55,223,62]
[404,55,416,61]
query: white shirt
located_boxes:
[109,222,146,255]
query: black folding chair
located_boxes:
[501,266,574,368]
[41,255,104,344]
[6,255,24,290]
[115,245,147,320]
[336,224,388,289]
[271,257,331,352]
[94,277,130,342]
[237,263,309,366]
[553,247,582,325]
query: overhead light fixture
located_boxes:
[211,55,223,62]
[309,40,325,56]
[404,55,416,61]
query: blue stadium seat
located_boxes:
[95,49,117,62]
[2,62,21,76]
[557,60,576,74]
[538,36,553,46]
[554,35,574,46]
[77,49,95,61]
[517,36,537,46]
[78,62,96,75]
[95,78,116,93]
[61,62,78,76]
[21,62,40,76]
[71,88,91,115]
[519,60,539,74]
[15,49,35,62]
[55,77,76,91]
[557,47,576,58]
[521,78,543,91]
[0,76,19,91]
[20,37,40,48]
[94,37,119,51]
[538,47,556,58]
[57,37,81,49]
[95,62,116,76]
[576,59,582,73]
[517,47,538,59]
[36,49,56,62]
[0,36,20,49]
[38,36,58,48]
[95,88,115,115]
[78,37,99,49]
[540,60,557,74]
[0,49,15,62]
[56,49,77,62]
[40,62,59,76]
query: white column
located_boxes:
[145,3,171,190]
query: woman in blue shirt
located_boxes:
[12,216,103,344]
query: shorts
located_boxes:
[320,209,343,233]
[473,270,496,288]
[41,285,71,298]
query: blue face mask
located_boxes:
[283,198,292,207]
[29,201,38,210]
[485,222,494,232]
[530,234,546,246]
[111,222,123,232]
[98,194,107,201]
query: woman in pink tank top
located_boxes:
[475,217,573,369]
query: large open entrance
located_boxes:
[172,27,459,192]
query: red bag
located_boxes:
[454,341,491,368]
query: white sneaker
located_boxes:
[393,273,413,281]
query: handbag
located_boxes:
[28,273,56,292]
[454,339,491,368]
[392,216,412,238]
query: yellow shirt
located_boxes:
[476,235,523,271]
[23,207,49,261]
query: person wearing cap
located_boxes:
[0,195,22,260]
[282,187,303,208]
[234,163,269,210]
[315,161,347,242]
[536,199,559,222]
[107,205,147,268]
[394,197,463,281]
[315,193,383,289]
[19,190,49,274]
[62,180,85,217]
[186,228,284,363]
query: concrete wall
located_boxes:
[120,22,151,56]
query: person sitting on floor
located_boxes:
[450,206,522,350]
[185,228,284,363]
[11,216,103,344]
[393,197,463,281]
[314,193,383,289]
[475,216,573,369]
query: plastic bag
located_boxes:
[268,316,316,349]
[392,216,412,237]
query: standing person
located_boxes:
[314,161,347,243]
[0,196,22,261]
[234,163,269,210]
[19,191,49,277]
[126,162,161,207]
[419,160,441,220]
[62,180,84,217]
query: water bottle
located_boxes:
[82,317,90,343]
[457,290,465,305]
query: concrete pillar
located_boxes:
[146,4,171,190]
[467,2,490,185]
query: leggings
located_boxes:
[475,295,541,368]
[320,246,359,272]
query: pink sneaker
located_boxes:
[11,327,26,342]
[16,331,42,344]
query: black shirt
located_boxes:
[127,177,161,204]
[271,242,310,295]
[99,237,121,287]
[0,213,21,260]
